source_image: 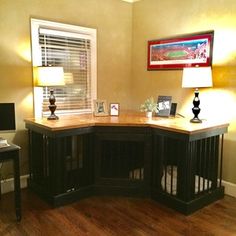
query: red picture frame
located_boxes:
[147,31,214,70]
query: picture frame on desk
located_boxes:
[156,95,172,117]
[93,99,109,116]
[110,103,120,116]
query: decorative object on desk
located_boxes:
[140,97,158,118]
[35,66,65,120]
[110,103,120,116]
[156,96,172,117]
[147,30,214,70]
[182,66,212,123]
[0,103,16,131]
[93,99,108,116]
[170,103,177,116]
[0,137,10,148]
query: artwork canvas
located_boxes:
[147,31,214,70]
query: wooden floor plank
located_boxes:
[0,189,236,235]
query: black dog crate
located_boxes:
[152,128,225,215]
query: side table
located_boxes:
[0,144,21,221]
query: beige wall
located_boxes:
[0,0,133,176]
[132,0,236,183]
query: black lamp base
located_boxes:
[190,88,202,123]
[47,111,59,120]
[47,89,59,120]
[190,117,202,123]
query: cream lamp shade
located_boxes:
[35,66,65,87]
[34,66,64,120]
[182,66,213,88]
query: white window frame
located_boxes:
[30,18,97,118]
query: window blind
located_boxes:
[39,27,93,116]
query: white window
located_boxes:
[31,18,97,118]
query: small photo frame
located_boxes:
[156,95,172,117]
[110,103,120,116]
[93,99,108,116]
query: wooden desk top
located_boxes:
[24,111,229,135]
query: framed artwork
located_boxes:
[93,99,108,116]
[147,31,214,70]
[110,103,120,116]
[156,96,172,117]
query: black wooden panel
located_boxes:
[28,130,93,203]
[94,127,152,193]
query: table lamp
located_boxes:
[182,66,212,123]
[36,66,65,120]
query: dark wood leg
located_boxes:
[0,176,1,199]
[13,151,21,221]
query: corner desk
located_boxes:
[24,112,228,215]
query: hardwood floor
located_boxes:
[1,189,236,236]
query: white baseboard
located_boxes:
[1,175,236,199]
[0,175,29,194]
[222,180,236,198]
